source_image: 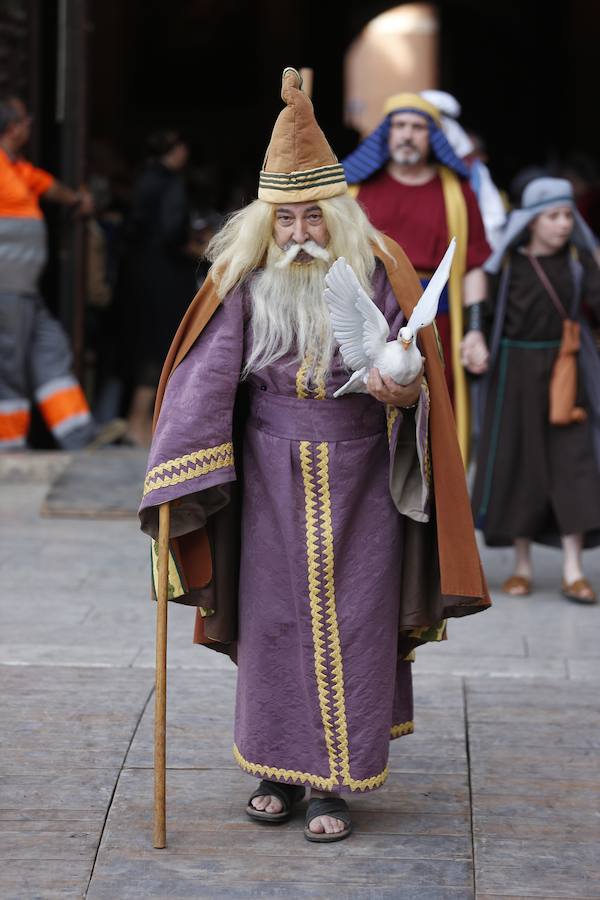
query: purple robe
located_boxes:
[140,261,431,793]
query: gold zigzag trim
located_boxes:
[390,721,414,738]
[295,356,327,400]
[386,405,399,443]
[295,359,310,399]
[143,442,234,496]
[313,372,327,401]
[299,441,339,787]
[316,441,389,792]
[232,743,335,791]
[316,443,349,777]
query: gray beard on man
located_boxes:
[390,144,423,166]
[243,240,335,380]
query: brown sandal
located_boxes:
[562,578,597,604]
[502,575,531,596]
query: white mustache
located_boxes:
[275,240,331,268]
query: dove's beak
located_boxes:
[401,338,413,350]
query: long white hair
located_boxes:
[205,193,391,298]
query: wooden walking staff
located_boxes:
[154,501,170,848]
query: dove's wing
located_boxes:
[406,237,457,334]
[353,282,391,361]
[324,258,389,370]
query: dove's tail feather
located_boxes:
[406,237,456,335]
[333,367,368,398]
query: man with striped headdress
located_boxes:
[139,69,489,843]
[342,93,491,462]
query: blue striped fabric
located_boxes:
[342,112,470,184]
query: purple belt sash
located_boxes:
[247,387,386,442]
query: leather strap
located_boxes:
[526,252,568,320]
[305,796,352,827]
[248,779,305,811]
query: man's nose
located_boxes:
[292,221,307,243]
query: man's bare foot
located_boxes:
[308,790,346,835]
[250,794,283,814]
[246,781,306,823]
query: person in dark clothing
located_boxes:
[123,130,204,445]
[468,178,600,604]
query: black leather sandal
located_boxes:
[304,796,353,842]
[246,779,306,823]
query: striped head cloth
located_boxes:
[342,91,470,185]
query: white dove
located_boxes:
[324,238,456,398]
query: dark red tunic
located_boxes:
[356,170,490,274]
[357,170,490,403]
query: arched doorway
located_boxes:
[344,4,439,138]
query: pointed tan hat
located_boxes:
[258,67,347,203]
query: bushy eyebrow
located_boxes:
[276,205,321,216]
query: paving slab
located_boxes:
[0,450,71,483]
[470,747,600,781]
[87,874,474,900]
[0,642,141,666]
[0,664,152,900]
[412,653,568,679]
[466,675,600,899]
[567,658,600,680]
[41,447,147,518]
[477,864,600,899]
[473,813,600,842]
[87,852,475,891]
[468,720,600,750]
[477,896,594,900]
[0,860,93,900]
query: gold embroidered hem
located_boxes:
[233,743,337,791]
[233,743,390,793]
[390,720,414,738]
[143,441,234,496]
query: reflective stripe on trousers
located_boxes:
[0,292,93,448]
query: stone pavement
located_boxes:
[1,463,600,899]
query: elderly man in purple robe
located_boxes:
[139,68,489,844]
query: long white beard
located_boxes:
[243,241,335,379]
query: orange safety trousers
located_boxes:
[0,293,94,449]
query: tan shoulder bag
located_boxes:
[527,252,587,426]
